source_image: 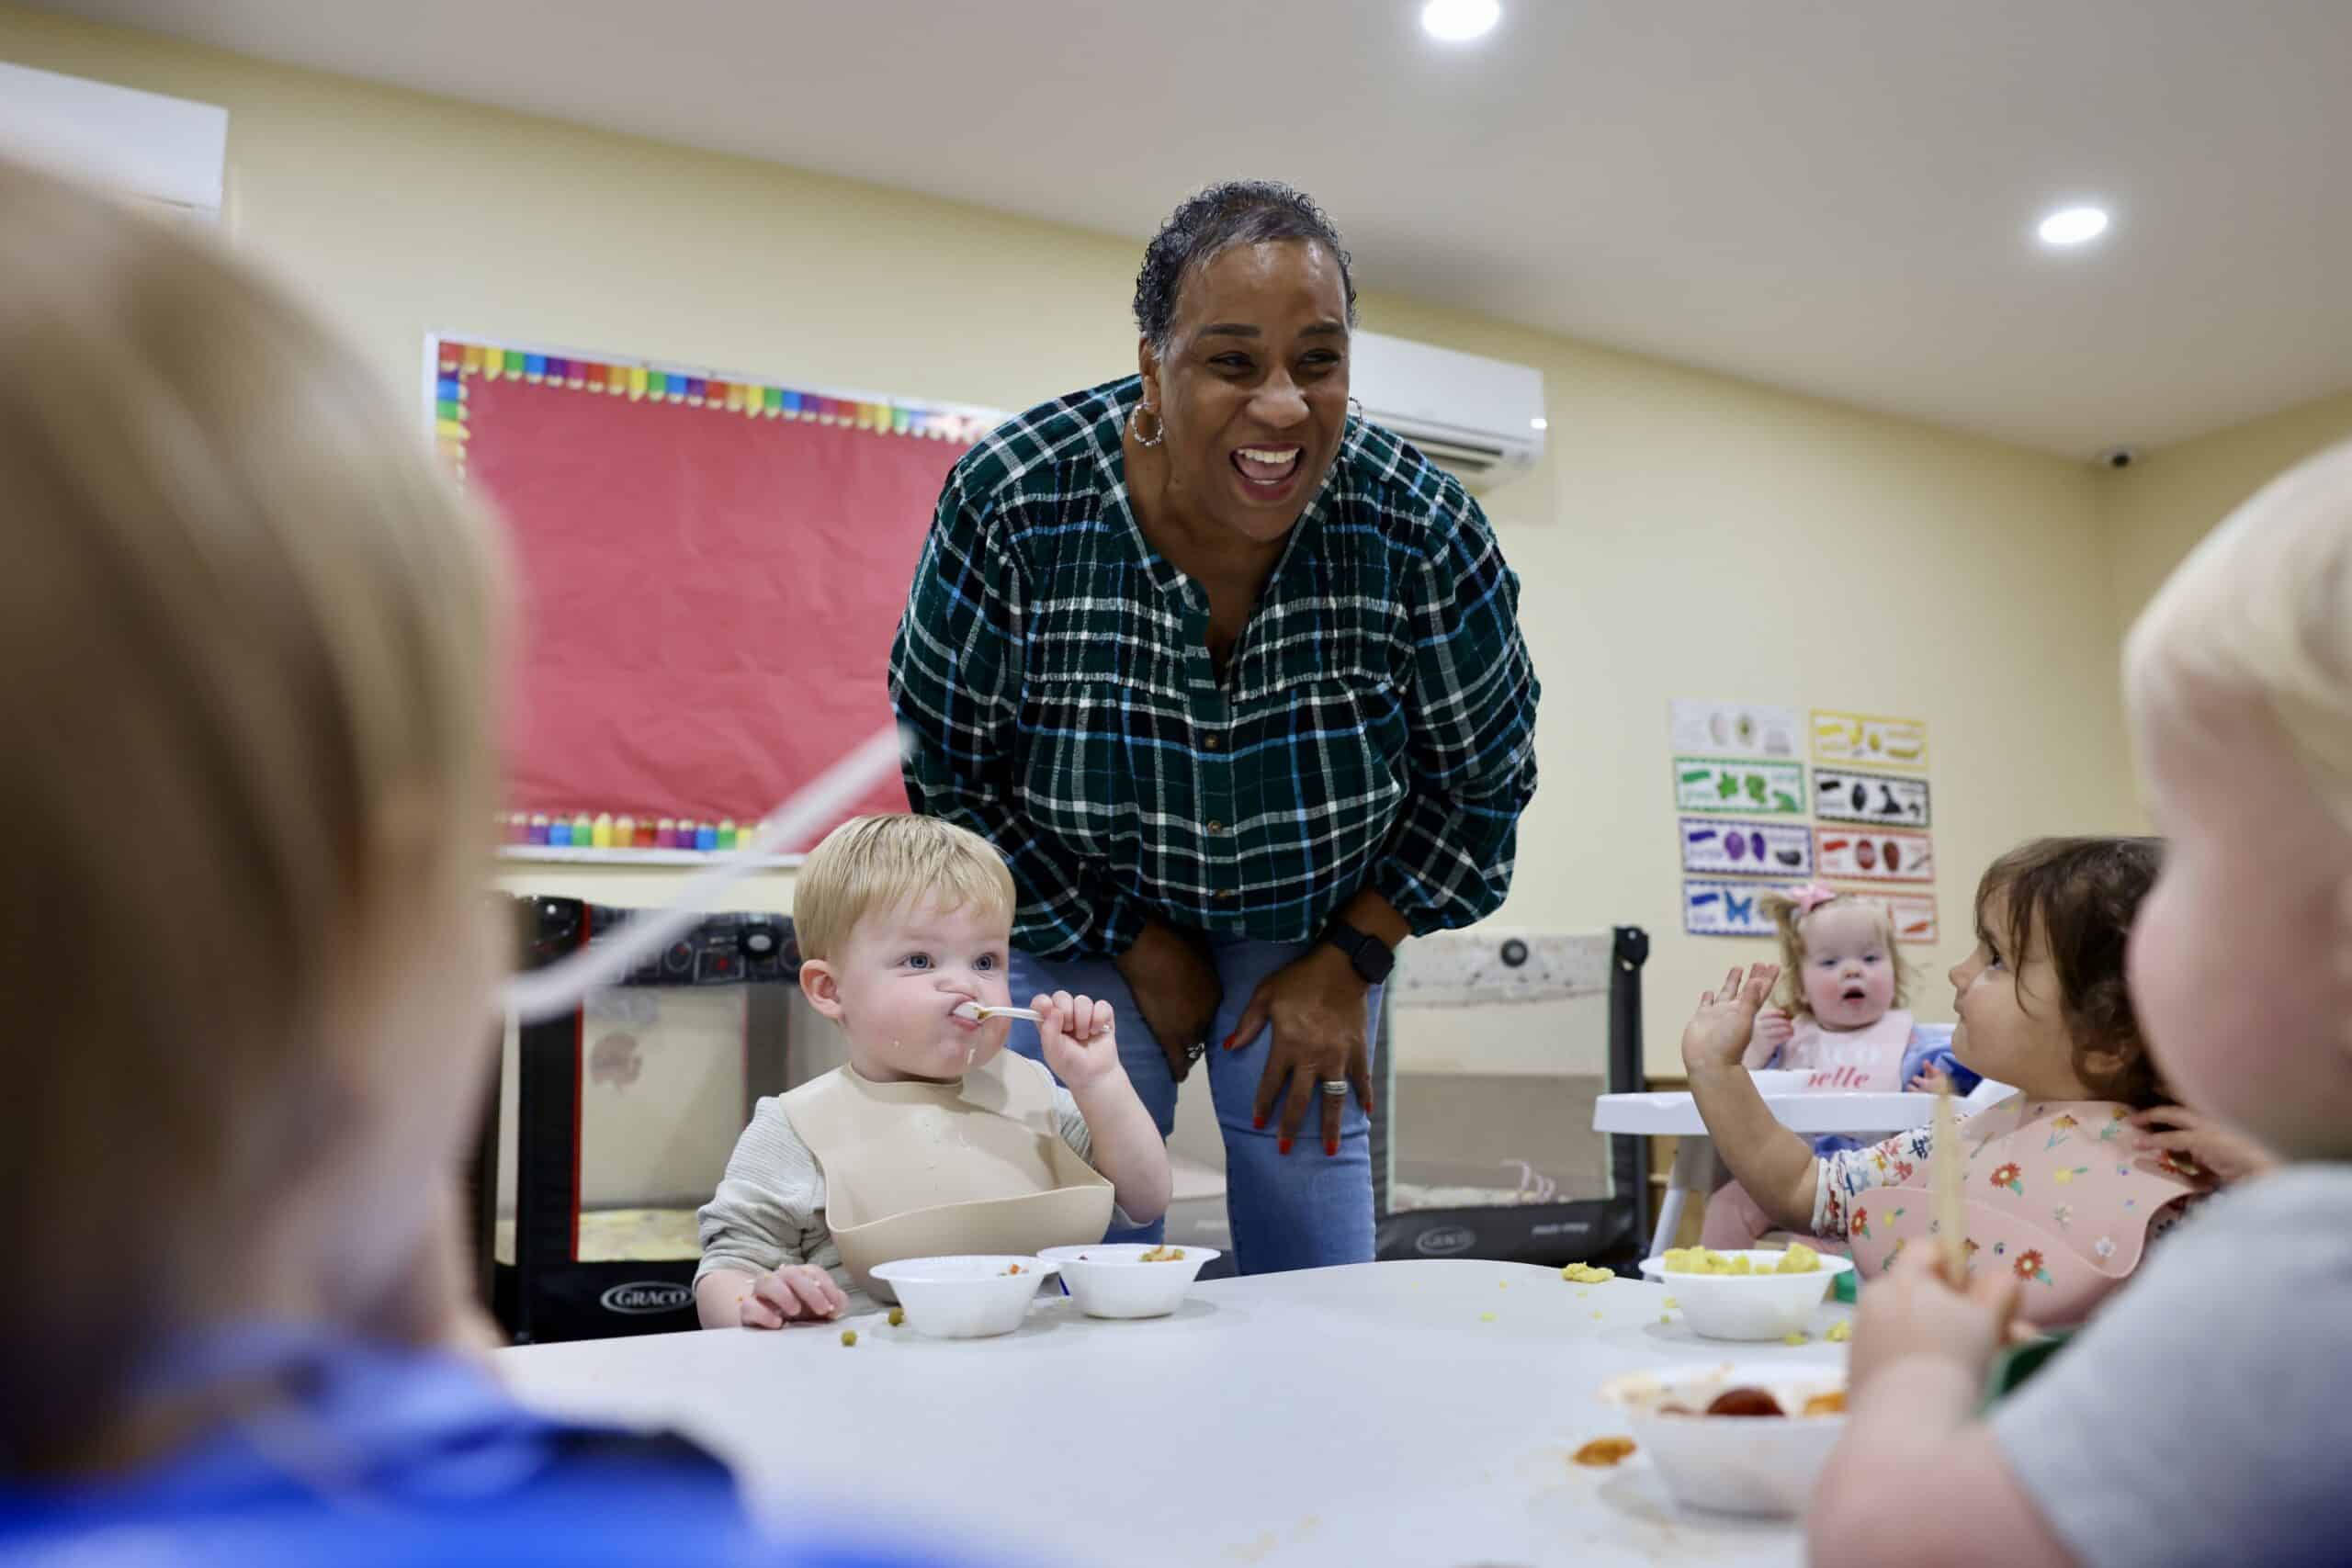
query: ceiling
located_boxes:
[37,0,2352,457]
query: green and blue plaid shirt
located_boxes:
[888,377,1539,961]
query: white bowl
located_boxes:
[1598,1361,1848,1517]
[1640,1248,1852,1341]
[865,1255,1057,1339]
[1038,1243,1219,1319]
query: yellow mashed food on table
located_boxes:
[1560,1263,1614,1284]
[1660,1243,1823,1275]
[840,1329,857,1347]
[1826,1320,1851,1343]
[888,1307,905,1327]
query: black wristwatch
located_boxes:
[1319,919,1396,986]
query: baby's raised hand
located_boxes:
[741,1263,847,1329]
[1035,990,1119,1091]
[1752,1006,1794,1055]
[1682,964,1781,1075]
[1910,1066,1952,1095]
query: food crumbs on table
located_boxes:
[1003,1263,1024,1275]
[1561,1262,1614,1284]
[1826,1320,1850,1343]
[840,1329,857,1347]
[1498,1281,1508,1290]
[1802,1391,1848,1416]
[888,1307,905,1327]
[1783,1330,1809,1346]
[1661,1313,1673,1324]
[1661,1295,1679,1309]
[1572,1436,1637,1468]
[1479,1312,1498,1322]
[1591,1310,1604,1320]
[1576,1290,1589,1299]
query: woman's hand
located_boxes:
[2130,1104,2278,1189]
[1113,920,1223,1083]
[1229,945,1374,1157]
[1682,964,1781,1077]
[1035,990,1118,1092]
[740,1264,848,1329]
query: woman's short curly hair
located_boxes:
[1133,180,1357,354]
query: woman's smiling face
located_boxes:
[1141,238,1351,547]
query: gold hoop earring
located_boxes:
[1129,403,1165,448]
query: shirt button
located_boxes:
[1203,734,1221,750]
[1207,819,1224,833]
[1216,890,1235,901]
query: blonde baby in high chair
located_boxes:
[694,814,1170,1328]
[1684,837,2201,1325]
[1701,884,1975,1250]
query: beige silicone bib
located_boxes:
[782,1054,1114,1302]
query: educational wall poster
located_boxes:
[1814,766,1931,827]
[1673,757,1806,817]
[1668,698,1804,761]
[1814,827,1936,885]
[1683,879,1792,938]
[1680,818,1814,877]
[1840,889,1941,944]
[1811,709,1929,770]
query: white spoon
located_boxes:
[955,1002,1042,1023]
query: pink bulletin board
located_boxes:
[430,338,997,849]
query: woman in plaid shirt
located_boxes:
[889,181,1540,1273]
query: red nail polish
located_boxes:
[1278,1136,1293,1156]
[1222,1034,1237,1050]
[1324,1135,1339,1157]
[1253,1113,1267,1130]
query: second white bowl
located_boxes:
[1640,1248,1853,1340]
[1038,1243,1218,1318]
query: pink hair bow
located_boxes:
[1788,883,1841,916]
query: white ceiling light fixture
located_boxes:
[1421,0,1502,44]
[2037,205,2110,247]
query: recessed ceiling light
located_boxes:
[1421,0,1501,43]
[2037,206,2109,247]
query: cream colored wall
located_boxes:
[2098,388,2352,694]
[4,8,2136,1117]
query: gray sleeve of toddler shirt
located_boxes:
[1987,1166,2352,1568]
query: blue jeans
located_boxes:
[1007,937,1381,1276]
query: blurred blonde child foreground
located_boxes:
[0,160,971,1566]
[695,814,1170,1327]
[1685,837,2201,1324]
[1812,442,2352,1567]
[1702,883,1976,1250]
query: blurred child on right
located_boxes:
[1810,441,2352,1567]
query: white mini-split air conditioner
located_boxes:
[1350,329,1546,488]
[0,62,228,225]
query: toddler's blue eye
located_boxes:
[974,953,999,973]
[904,953,932,970]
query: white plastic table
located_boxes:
[499,1259,1849,1567]
[1596,1081,2010,1258]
